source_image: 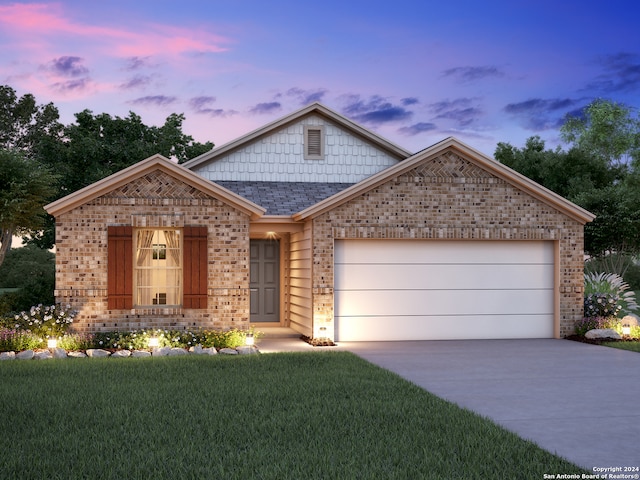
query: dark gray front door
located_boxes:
[250,239,280,323]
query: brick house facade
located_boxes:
[46,103,593,340]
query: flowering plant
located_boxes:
[13,304,77,338]
[574,316,621,336]
[583,293,622,318]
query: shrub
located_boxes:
[584,272,638,317]
[57,332,95,351]
[574,316,620,336]
[13,304,77,338]
[584,293,622,318]
[0,329,42,352]
[91,328,261,350]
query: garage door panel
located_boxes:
[334,239,555,341]
[335,314,554,341]
[335,289,553,316]
[335,239,554,265]
[336,264,554,290]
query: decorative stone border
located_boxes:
[0,345,259,360]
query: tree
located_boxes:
[0,85,64,158]
[561,99,640,169]
[0,150,57,268]
[494,136,615,201]
[54,110,213,195]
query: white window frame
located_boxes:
[134,228,182,307]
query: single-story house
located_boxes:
[45,103,594,341]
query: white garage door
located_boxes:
[334,240,555,341]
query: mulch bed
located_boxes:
[301,335,336,347]
[565,334,640,346]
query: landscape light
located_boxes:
[148,337,159,348]
[245,332,254,346]
[622,324,631,336]
[47,338,58,349]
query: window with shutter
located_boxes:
[304,125,324,159]
[134,229,182,306]
[183,226,208,309]
[108,226,133,309]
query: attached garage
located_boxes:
[334,239,556,341]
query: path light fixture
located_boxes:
[245,332,254,346]
[622,324,631,337]
[47,338,58,349]
[148,336,159,348]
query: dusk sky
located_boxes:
[1,0,638,157]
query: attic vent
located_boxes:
[304,125,324,160]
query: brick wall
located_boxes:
[55,170,251,333]
[311,151,585,338]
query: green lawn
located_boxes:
[602,341,640,352]
[0,352,585,479]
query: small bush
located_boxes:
[91,328,260,350]
[584,293,622,318]
[0,329,42,352]
[57,332,95,351]
[12,304,77,338]
[584,272,638,317]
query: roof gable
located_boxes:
[293,137,595,224]
[183,103,412,182]
[45,154,266,219]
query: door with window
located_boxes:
[249,239,280,323]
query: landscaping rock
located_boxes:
[622,315,639,327]
[16,350,34,360]
[189,345,204,355]
[86,348,111,358]
[0,352,16,360]
[219,348,238,355]
[585,328,622,340]
[236,345,259,355]
[35,350,53,360]
[152,346,171,357]
[68,351,87,358]
[132,350,151,357]
[53,347,68,359]
[112,350,132,358]
[203,347,218,355]
[169,347,188,356]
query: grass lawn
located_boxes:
[0,352,585,479]
[602,341,640,352]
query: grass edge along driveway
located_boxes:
[0,352,586,479]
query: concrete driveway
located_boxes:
[339,339,640,472]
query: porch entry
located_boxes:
[249,239,280,323]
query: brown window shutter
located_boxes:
[107,226,133,309]
[183,226,208,309]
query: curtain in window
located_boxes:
[136,230,155,305]
[163,230,181,304]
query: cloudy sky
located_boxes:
[1,0,638,156]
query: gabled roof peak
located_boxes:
[183,102,412,170]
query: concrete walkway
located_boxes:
[257,333,640,471]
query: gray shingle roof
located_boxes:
[216,181,354,215]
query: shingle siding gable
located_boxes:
[192,114,400,183]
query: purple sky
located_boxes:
[1,0,638,156]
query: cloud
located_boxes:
[120,75,152,90]
[249,102,282,114]
[189,96,237,117]
[286,87,328,105]
[442,65,505,82]
[128,95,177,107]
[503,97,580,130]
[586,52,640,93]
[398,122,437,136]
[47,56,88,77]
[401,97,419,106]
[51,78,91,94]
[0,3,229,58]
[341,95,413,125]
[428,98,483,127]
[123,56,154,71]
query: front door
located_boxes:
[250,239,280,323]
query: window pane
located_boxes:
[134,229,182,307]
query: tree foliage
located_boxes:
[0,150,57,267]
[496,99,640,273]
